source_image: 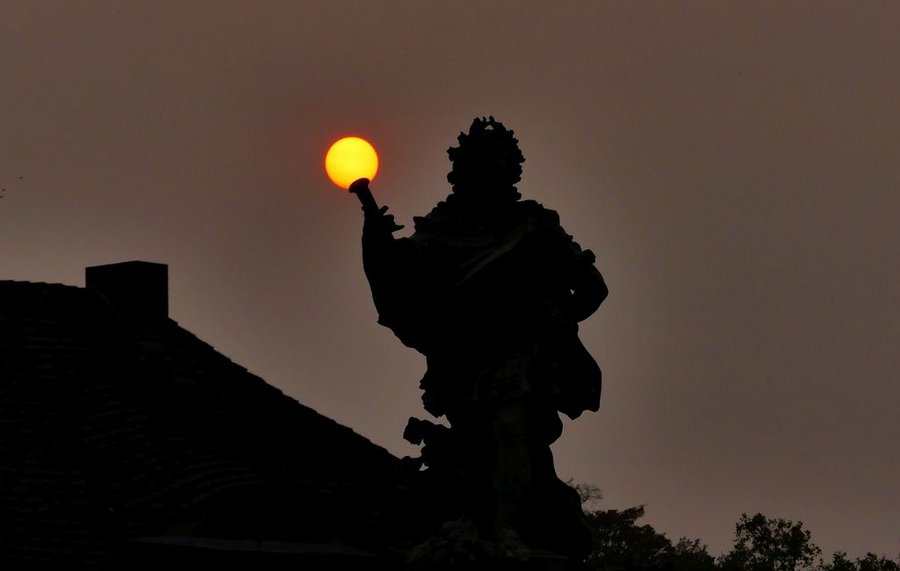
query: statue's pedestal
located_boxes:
[404,519,583,571]
[516,551,572,571]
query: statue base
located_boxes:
[405,518,582,571]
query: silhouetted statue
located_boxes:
[355,117,607,567]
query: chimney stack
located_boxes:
[85,261,169,334]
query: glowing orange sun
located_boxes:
[324,136,379,190]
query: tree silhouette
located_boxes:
[820,551,862,571]
[584,505,672,570]
[819,552,900,571]
[570,482,898,571]
[856,553,900,571]
[581,504,716,570]
[568,478,603,510]
[718,513,821,571]
[666,537,718,571]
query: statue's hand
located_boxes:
[364,205,404,235]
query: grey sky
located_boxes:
[1,1,897,559]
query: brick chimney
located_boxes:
[85,261,168,336]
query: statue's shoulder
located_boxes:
[412,199,451,232]
[517,199,561,226]
[409,199,457,249]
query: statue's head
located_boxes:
[447,116,525,202]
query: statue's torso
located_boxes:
[365,198,602,419]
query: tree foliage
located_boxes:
[717,512,821,571]
[819,552,900,571]
[820,551,863,571]
[856,553,900,571]
[584,505,671,570]
[569,479,604,510]
[667,537,718,571]
[582,505,716,571]
[573,482,898,571]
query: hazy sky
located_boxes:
[2,1,897,559]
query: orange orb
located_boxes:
[324,136,379,190]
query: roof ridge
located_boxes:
[0,278,84,289]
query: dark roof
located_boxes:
[0,263,418,569]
